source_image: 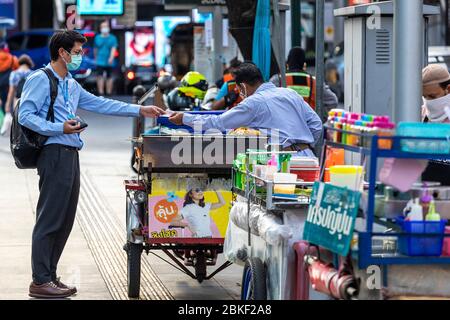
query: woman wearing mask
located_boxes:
[421,64,450,184]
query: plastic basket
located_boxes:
[396,217,447,256]
[397,122,450,154]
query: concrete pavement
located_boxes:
[0,96,241,300]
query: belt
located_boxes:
[45,144,79,152]
[282,143,311,152]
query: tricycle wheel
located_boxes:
[194,251,207,283]
[241,257,267,300]
[126,242,143,298]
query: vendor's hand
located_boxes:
[169,112,184,125]
[108,57,114,65]
[140,105,166,118]
[63,119,85,134]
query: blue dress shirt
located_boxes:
[183,82,323,156]
[18,64,141,149]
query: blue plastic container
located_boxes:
[156,111,226,133]
[396,217,447,256]
[397,122,450,154]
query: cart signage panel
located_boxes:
[303,182,360,256]
[148,178,232,239]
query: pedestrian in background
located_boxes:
[0,54,34,136]
[0,42,19,115]
[270,47,338,117]
[94,21,118,96]
[18,30,165,299]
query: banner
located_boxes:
[148,178,232,239]
[303,182,360,256]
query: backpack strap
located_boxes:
[41,68,59,123]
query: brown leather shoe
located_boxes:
[29,281,73,299]
[54,277,77,295]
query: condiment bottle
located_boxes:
[425,201,441,221]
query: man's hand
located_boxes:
[168,112,184,125]
[139,106,166,118]
[63,120,85,134]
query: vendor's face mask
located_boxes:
[426,93,450,122]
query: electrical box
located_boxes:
[334,1,439,117]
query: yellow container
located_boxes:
[329,165,364,191]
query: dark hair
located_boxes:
[49,30,87,61]
[233,61,264,86]
[18,54,34,68]
[440,79,450,90]
[287,46,306,70]
[229,57,242,69]
[183,189,205,208]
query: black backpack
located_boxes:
[15,76,27,98]
[10,68,58,169]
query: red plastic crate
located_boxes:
[290,167,320,182]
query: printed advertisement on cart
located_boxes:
[148,178,232,239]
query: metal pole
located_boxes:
[446,0,450,46]
[291,0,301,47]
[315,0,325,121]
[212,6,224,83]
[393,0,423,123]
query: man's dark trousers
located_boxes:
[32,144,80,284]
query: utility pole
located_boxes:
[393,0,423,122]
[291,0,301,47]
[315,0,325,121]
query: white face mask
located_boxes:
[426,94,450,122]
[101,27,110,35]
[239,84,248,99]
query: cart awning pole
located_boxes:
[393,0,424,122]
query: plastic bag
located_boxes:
[0,112,12,136]
[229,201,260,235]
[257,212,293,246]
[223,219,249,266]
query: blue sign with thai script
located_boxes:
[0,0,17,28]
[303,182,360,256]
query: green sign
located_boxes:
[303,182,360,256]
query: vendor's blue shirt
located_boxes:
[94,34,118,67]
[183,82,323,156]
[18,64,141,150]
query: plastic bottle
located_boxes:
[375,122,395,150]
[404,198,423,221]
[425,201,441,221]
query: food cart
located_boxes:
[124,120,268,298]
[296,123,450,300]
[225,150,319,300]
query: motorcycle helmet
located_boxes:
[178,71,208,100]
[167,88,193,111]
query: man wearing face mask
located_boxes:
[422,64,450,122]
[421,64,450,185]
[94,21,118,96]
[169,62,323,157]
[18,30,165,298]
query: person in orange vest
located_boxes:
[270,47,337,114]
[212,58,243,110]
[0,42,19,115]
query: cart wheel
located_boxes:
[126,242,143,298]
[241,258,267,300]
[194,251,207,283]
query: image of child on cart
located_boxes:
[171,187,226,238]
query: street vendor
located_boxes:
[169,62,323,157]
[420,64,450,185]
